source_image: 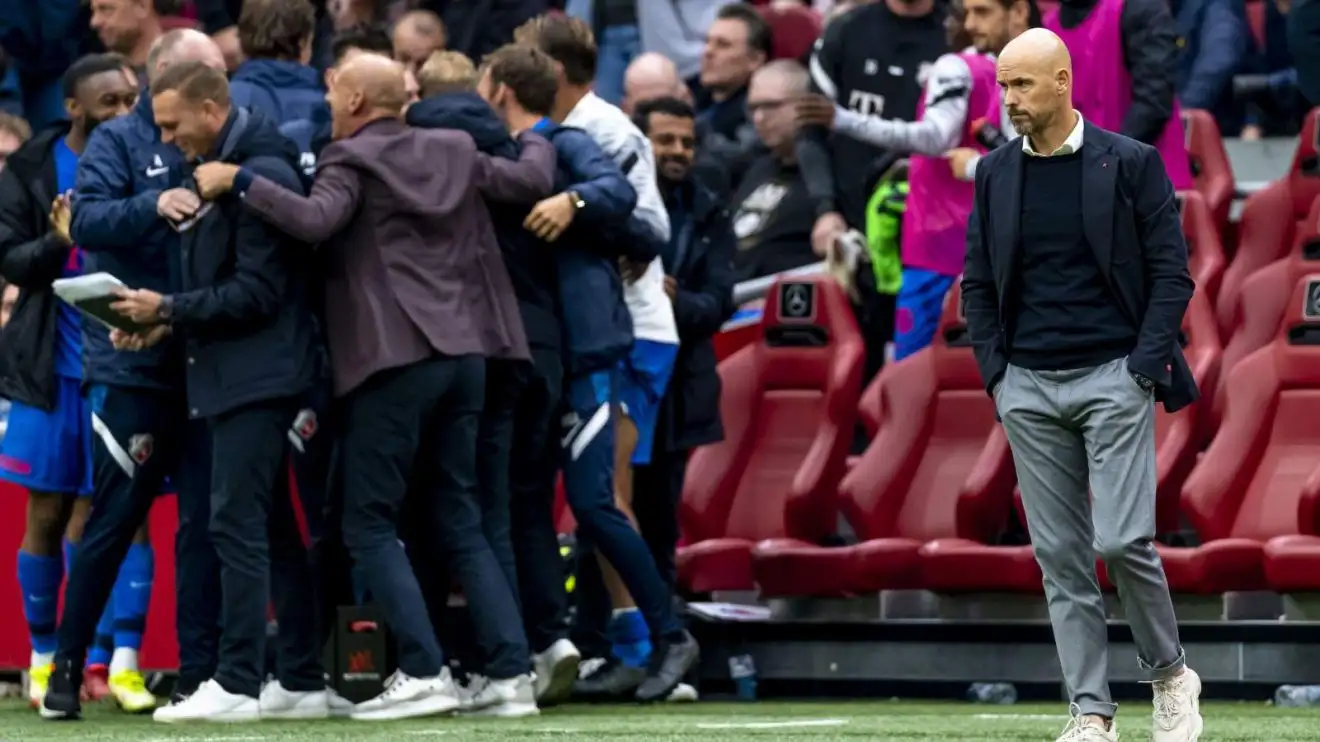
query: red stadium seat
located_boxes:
[752,284,1017,597]
[1169,276,1320,594]
[755,5,823,61]
[1181,111,1235,232]
[1180,190,1227,308]
[1211,227,1320,433]
[1216,109,1320,337]
[676,276,864,593]
[1246,0,1267,50]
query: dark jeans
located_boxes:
[560,371,682,642]
[209,399,323,699]
[508,349,570,654]
[475,358,529,602]
[341,355,526,680]
[57,385,219,691]
[853,265,896,386]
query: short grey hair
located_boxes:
[753,59,810,94]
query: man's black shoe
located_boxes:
[39,659,82,720]
[635,631,699,703]
[571,656,646,699]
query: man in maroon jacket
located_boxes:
[194,53,557,720]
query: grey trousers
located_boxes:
[996,357,1185,718]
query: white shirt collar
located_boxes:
[1022,110,1084,157]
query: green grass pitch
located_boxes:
[2,699,1318,740]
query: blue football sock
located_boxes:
[112,543,153,651]
[609,608,652,668]
[17,551,64,657]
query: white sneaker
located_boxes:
[350,668,460,721]
[258,681,329,720]
[327,686,355,718]
[1056,712,1118,741]
[666,682,698,703]
[458,674,538,718]
[153,680,260,723]
[1152,667,1203,741]
[532,639,580,704]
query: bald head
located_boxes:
[622,53,688,115]
[996,28,1075,144]
[394,10,447,76]
[339,53,409,112]
[147,29,226,83]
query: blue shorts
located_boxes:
[618,339,678,466]
[0,375,94,496]
[894,267,957,362]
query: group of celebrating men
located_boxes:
[0,5,735,725]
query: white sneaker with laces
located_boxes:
[153,680,259,723]
[532,639,580,703]
[258,680,329,720]
[666,682,698,703]
[1152,667,1203,741]
[1055,712,1118,742]
[458,673,538,717]
[350,668,460,721]
[327,686,355,718]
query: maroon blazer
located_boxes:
[240,117,557,396]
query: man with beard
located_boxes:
[963,29,1202,742]
[0,53,158,714]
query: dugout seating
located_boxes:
[1211,228,1320,434]
[1182,110,1236,232]
[676,276,864,593]
[1159,276,1320,594]
[1181,191,1227,308]
[1216,108,1320,337]
[752,284,1017,597]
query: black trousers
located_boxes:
[342,355,527,680]
[853,265,896,386]
[56,385,218,692]
[507,348,570,654]
[209,398,323,699]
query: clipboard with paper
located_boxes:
[52,272,149,332]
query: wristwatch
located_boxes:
[157,295,174,322]
[1131,371,1155,394]
[567,190,585,210]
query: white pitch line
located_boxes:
[695,719,849,729]
[973,713,1063,721]
[401,731,450,736]
[145,736,268,742]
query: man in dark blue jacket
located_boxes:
[41,29,226,718]
[101,62,327,723]
[472,44,697,706]
[229,0,326,126]
[634,95,734,602]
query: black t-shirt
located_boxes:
[729,154,818,282]
[802,2,948,228]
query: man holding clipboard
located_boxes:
[39,30,229,720]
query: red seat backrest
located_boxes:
[1180,110,1235,229]
[1184,276,1320,542]
[1179,190,1226,304]
[839,283,1011,545]
[1246,0,1267,49]
[755,5,823,61]
[681,276,864,545]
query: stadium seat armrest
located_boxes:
[956,427,1016,543]
[1297,463,1320,535]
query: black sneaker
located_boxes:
[635,631,699,703]
[39,658,82,720]
[571,656,646,699]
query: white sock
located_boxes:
[31,650,53,669]
[611,607,640,618]
[109,647,138,675]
